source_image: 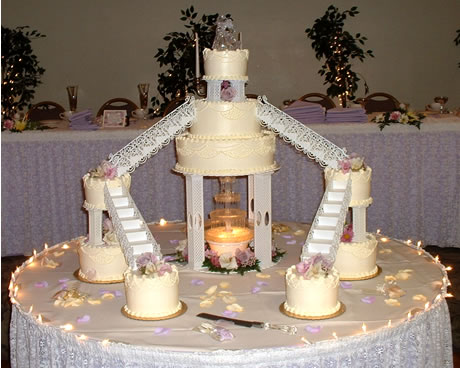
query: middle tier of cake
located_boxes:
[175,131,278,176]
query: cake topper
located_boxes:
[212,15,241,51]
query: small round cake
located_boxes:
[123,265,181,319]
[324,166,372,207]
[335,233,378,280]
[78,241,128,283]
[284,264,340,318]
[82,173,131,210]
[203,48,249,80]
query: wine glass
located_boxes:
[434,96,448,114]
[138,83,149,111]
[66,86,78,112]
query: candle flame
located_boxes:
[435,255,440,263]
[28,305,33,313]
[362,323,367,333]
[332,332,338,340]
[60,323,73,331]
[425,302,430,311]
[27,256,34,264]
[407,311,412,320]
[9,280,14,291]
[446,266,453,271]
[14,285,19,296]
[37,314,43,323]
[380,237,389,243]
[435,294,442,302]
[77,334,88,341]
[406,239,412,245]
[62,244,70,249]
[33,249,37,257]
[300,337,312,345]
[446,293,454,298]
[101,339,110,346]
[10,297,17,305]
[376,229,381,234]
[387,320,392,327]
[44,243,49,250]
[159,218,167,226]
[416,240,422,248]
[418,251,423,256]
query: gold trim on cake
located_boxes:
[339,265,382,281]
[280,302,345,320]
[121,301,187,321]
[74,269,124,284]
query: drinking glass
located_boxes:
[434,96,448,114]
[66,86,78,112]
[138,83,150,110]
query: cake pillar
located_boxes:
[253,172,273,269]
[185,174,205,270]
[352,206,367,243]
[248,175,255,222]
[87,208,104,246]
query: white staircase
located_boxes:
[256,96,351,262]
[108,96,196,176]
[104,183,162,270]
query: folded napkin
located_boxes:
[69,109,99,130]
[283,100,325,123]
[325,107,368,123]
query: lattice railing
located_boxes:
[108,96,196,176]
[256,96,348,169]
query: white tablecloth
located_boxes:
[2,117,460,256]
[9,222,453,367]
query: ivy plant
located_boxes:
[1,26,46,119]
[305,5,373,107]
[151,6,230,116]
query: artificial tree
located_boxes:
[151,6,230,116]
[1,26,46,119]
[305,5,373,107]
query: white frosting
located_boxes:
[78,242,128,281]
[124,266,181,318]
[190,99,261,136]
[285,265,340,317]
[175,132,277,176]
[82,173,131,210]
[203,48,249,80]
[324,167,372,207]
[335,233,378,279]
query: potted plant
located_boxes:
[151,6,231,116]
[305,5,373,107]
[1,26,46,119]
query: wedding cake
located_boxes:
[123,253,182,319]
[174,35,277,176]
[284,255,341,318]
[324,155,378,280]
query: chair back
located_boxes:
[162,98,186,117]
[298,93,336,110]
[361,93,399,113]
[97,98,138,117]
[26,101,66,121]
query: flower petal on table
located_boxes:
[222,295,237,304]
[58,278,70,283]
[219,281,230,289]
[340,282,353,289]
[226,303,244,313]
[76,315,91,323]
[305,325,321,334]
[154,327,171,336]
[384,298,401,307]
[53,251,65,257]
[293,229,306,236]
[412,294,427,302]
[35,281,49,288]
[384,275,397,282]
[205,285,218,295]
[276,270,286,276]
[379,249,392,254]
[281,235,293,239]
[200,299,215,308]
[256,273,271,279]
[223,310,238,318]
[87,298,102,305]
[361,296,376,304]
[191,279,205,286]
[256,281,269,286]
[286,240,297,245]
[251,287,261,294]
[395,270,413,280]
[387,285,406,298]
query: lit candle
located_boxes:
[101,339,110,347]
[28,305,34,314]
[77,334,88,341]
[44,243,49,251]
[380,237,389,243]
[332,332,338,340]
[62,243,70,250]
[424,302,430,311]
[407,311,412,320]
[387,320,392,328]
[445,293,453,298]
[37,314,43,323]
[434,255,440,263]
[159,218,167,226]
[362,323,367,333]
[60,323,74,331]
[33,249,37,257]
[376,229,381,235]
[195,33,200,78]
[406,239,412,246]
[446,266,453,271]
[416,241,422,249]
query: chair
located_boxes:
[245,94,259,100]
[26,101,66,121]
[162,97,186,117]
[360,93,400,114]
[298,93,336,110]
[96,98,139,117]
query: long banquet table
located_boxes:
[9,222,453,367]
[2,116,460,256]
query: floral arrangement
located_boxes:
[341,223,354,242]
[372,105,425,131]
[295,254,333,279]
[220,80,236,101]
[2,117,51,133]
[175,240,188,263]
[136,252,173,276]
[102,218,119,246]
[88,160,117,180]
[338,152,365,174]
[202,242,285,275]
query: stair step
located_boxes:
[112,197,129,208]
[121,219,143,231]
[131,243,155,255]
[116,208,135,218]
[332,180,348,190]
[108,186,123,196]
[322,203,342,214]
[307,240,333,254]
[317,215,339,227]
[311,229,335,240]
[327,191,345,202]
[126,231,147,243]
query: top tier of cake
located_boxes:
[203,48,249,81]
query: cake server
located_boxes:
[197,313,297,335]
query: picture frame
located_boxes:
[102,110,127,127]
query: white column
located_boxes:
[253,172,273,269]
[87,208,104,245]
[248,174,255,222]
[352,206,367,242]
[185,174,205,270]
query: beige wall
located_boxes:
[2,0,459,113]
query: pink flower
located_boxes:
[157,263,172,276]
[210,255,221,267]
[341,224,354,242]
[221,87,237,102]
[136,252,158,269]
[103,218,114,232]
[389,111,401,121]
[221,80,231,89]
[339,159,351,174]
[3,119,14,130]
[101,161,117,180]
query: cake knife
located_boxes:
[197,313,297,335]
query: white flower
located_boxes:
[219,253,238,270]
[103,231,119,246]
[350,157,364,171]
[175,239,187,252]
[400,114,409,124]
[375,114,384,122]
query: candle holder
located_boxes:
[137,83,150,110]
[195,78,207,97]
[66,86,78,112]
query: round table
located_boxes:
[9,222,453,367]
